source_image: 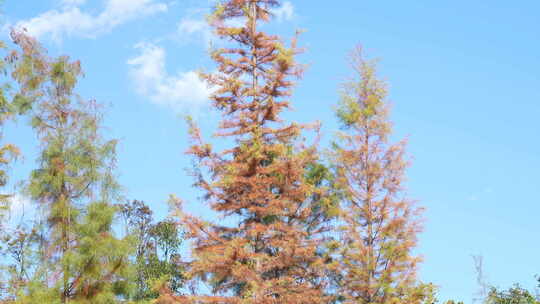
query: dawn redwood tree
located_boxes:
[0,30,41,226]
[162,0,330,303]
[0,56,19,219]
[330,47,433,304]
[10,30,132,304]
[0,39,22,277]
[0,32,45,300]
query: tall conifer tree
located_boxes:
[164,1,329,303]
[9,30,133,304]
[0,30,46,302]
[0,31,48,300]
[0,30,42,224]
[330,47,432,304]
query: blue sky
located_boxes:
[3,0,540,301]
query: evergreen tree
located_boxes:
[162,0,330,303]
[329,46,432,304]
[9,30,133,304]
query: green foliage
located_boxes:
[304,161,341,227]
[11,93,33,115]
[0,224,40,300]
[1,6,536,304]
[64,202,134,303]
[329,46,429,304]
[2,30,132,303]
[118,200,186,301]
[0,32,51,301]
[335,51,388,132]
[485,285,540,304]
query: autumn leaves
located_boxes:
[1,1,430,303]
[171,1,429,304]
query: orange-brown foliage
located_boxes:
[168,1,329,303]
[330,46,427,304]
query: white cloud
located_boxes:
[15,0,168,42]
[177,18,213,45]
[176,1,293,45]
[176,15,247,46]
[272,1,294,22]
[127,42,212,111]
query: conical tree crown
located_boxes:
[9,30,132,304]
[176,1,329,303]
[331,46,430,304]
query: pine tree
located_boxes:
[163,1,330,303]
[9,30,133,304]
[330,46,432,304]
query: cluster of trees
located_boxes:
[0,0,537,303]
[0,31,184,303]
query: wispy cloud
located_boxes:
[177,17,213,45]
[176,1,295,45]
[271,1,295,22]
[127,42,212,112]
[15,0,169,42]
[128,1,295,112]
